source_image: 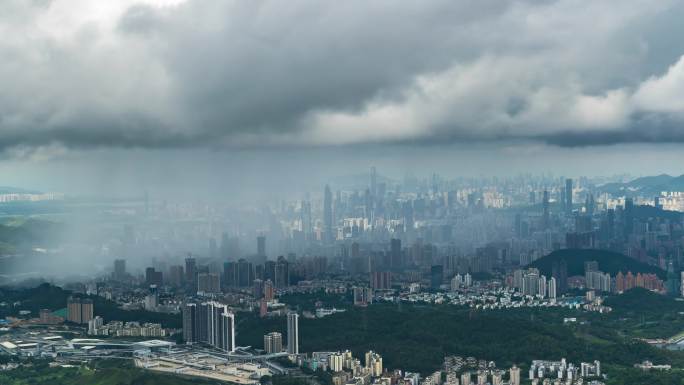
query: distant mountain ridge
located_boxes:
[600,174,684,197]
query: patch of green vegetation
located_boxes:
[279,289,352,312]
[236,302,684,375]
[600,288,684,339]
[528,249,665,278]
[604,364,684,385]
[0,283,181,328]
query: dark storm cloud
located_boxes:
[1,0,684,153]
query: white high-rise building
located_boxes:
[509,365,520,385]
[287,311,299,354]
[464,273,472,287]
[538,275,547,298]
[329,352,344,372]
[548,277,557,300]
[182,301,234,352]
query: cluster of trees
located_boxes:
[529,249,665,278]
[0,283,181,328]
[237,300,684,376]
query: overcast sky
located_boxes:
[2,0,684,197]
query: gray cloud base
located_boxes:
[1,0,684,153]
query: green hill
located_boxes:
[604,287,684,315]
[527,249,665,279]
[0,283,180,328]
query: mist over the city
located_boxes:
[2,1,684,385]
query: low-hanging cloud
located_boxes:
[1,0,684,154]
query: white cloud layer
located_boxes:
[1,0,684,152]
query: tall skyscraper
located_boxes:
[185,256,197,285]
[169,265,184,287]
[287,311,299,354]
[113,259,126,280]
[542,190,550,229]
[548,277,557,300]
[624,198,634,238]
[370,166,377,197]
[182,301,235,352]
[300,200,313,240]
[323,184,334,244]
[565,178,573,213]
[257,235,266,258]
[237,258,254,287]
[390,238,402,270]
[275,256,290,288]
[145,267,163,286]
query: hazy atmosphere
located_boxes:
[2,2,684,385]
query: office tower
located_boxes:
[300,200,313,240]
[224,261,237,288]
[390,238,402,270]
[624,198,634,238]
[370,166,377,197]
[145,267,163,286]
[541,190,549,229]
[182,301,235,352]
[430,265,443,289]
[257,235,266,258]
[509,366,520,385]
[185,256,197,284]
[264,260,277,282]
[323,184,334,244]
[113,259,126,280]
[220,232,230,260]
[169,265,184,287]
[209,237,217,260]
[264,332,283,354]
[287,311,299,354]
[565,178,573,213]
[197,273,221,293]
[276,256,290,288]
[237,258,254,287]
